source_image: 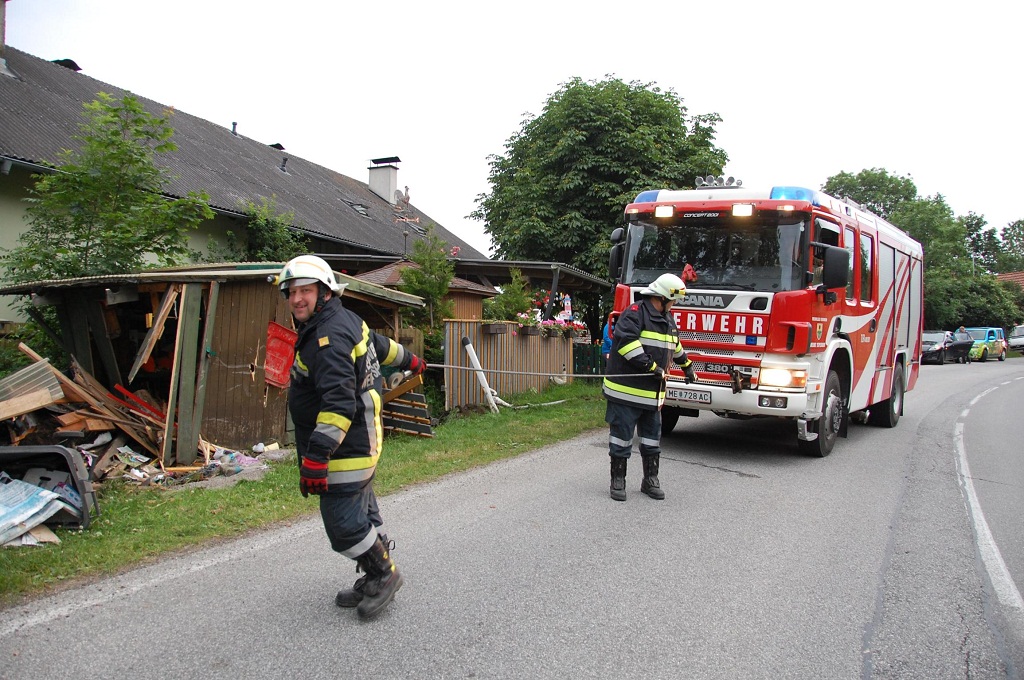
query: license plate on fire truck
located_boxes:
[666,387,711,404]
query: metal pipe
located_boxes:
[461,336,499,414]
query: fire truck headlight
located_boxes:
[654,205,674,218]
[759,368,807,388]
[732,204,754,217]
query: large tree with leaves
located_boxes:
[4,92,213,283]
[472,77,727,278]
[821,168,917,220]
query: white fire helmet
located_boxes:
[274,255,347,298]
[639,273,687,301]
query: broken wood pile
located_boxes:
[1,343,219,483]
[382,373,434,438]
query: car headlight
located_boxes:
[759,368,807,388]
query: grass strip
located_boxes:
[0,381,605,605]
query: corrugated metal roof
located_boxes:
[0,46,487,260]
[0,262,424,307]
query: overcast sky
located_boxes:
[5,0,1020,257]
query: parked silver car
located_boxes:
[1009,324,1024,351]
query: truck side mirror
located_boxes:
[809,244,849,305]
[821,246,849,291]
[609,228,624,281]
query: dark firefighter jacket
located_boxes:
[288,296,417,488]
[603,297,687,410]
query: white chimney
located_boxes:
[368,156,401,204]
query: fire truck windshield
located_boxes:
[621,216,809,292]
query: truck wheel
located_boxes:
[661,407,680,436]
[868,364,904,428]
[798,370,842,457]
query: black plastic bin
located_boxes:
[0,445,99,529]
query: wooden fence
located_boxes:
[442,320,576,410]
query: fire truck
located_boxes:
[608,176,924,456]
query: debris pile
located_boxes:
[0,344,276,547]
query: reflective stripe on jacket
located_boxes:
[288,296,416,487]
[602,297,686,410]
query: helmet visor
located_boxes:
[280,277,319,292]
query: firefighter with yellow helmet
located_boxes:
[602,273,695,501]
[275,254,426,619]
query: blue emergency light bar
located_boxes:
[768,186,820,204]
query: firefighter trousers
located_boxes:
[319,477,384,560]
[606,400,662,460]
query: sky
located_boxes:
[5,0,1021,257]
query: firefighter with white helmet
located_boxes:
[602,272,695,501]
[276,254,426,618]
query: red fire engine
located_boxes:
[608,176,924,456]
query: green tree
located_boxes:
[997,219,1024,273]
[890,195,968,272]
[482,268,533,321]
[3,92,213,282]
[207,196,308,262]
[399,225,455,330]
[821,168,917,220]
[960,212,1000,275]
[472,76,727,278]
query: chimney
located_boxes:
[368,156,401,204]
[0,0,14,79]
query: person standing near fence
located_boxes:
[602,273,695,501]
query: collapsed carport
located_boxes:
[0,262,424,465]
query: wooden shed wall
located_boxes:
[449,293,484,321]
[203,280,292,449]
[442,320,574,410]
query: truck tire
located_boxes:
[999,349,1006,361]
[868,363,904,428]
[661,407,680,436]
[980,348,988,362]
[798,370,842,458]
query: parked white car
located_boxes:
[1008,324,1024,351]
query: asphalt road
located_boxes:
[1,359,1022,679]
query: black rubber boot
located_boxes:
[336,534,391,608]
[640,455,665,500]
[356,535,403,619]
[610,457,627,501]
[334,568,367,608]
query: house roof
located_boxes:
[357,260,498,298]
[997,271,1024,288]
[0,46,486,260]
[322,254,610,293]
[0,262,425,308]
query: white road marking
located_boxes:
[955,410,1024,617]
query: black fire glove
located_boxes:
[680,359,697,384]
[651,363,665,381]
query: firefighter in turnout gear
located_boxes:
[276,255,426,619]
[602,273,694,501]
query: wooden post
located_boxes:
[170,283,202,465]
[184,281,219,463]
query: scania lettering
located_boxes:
[607,176,924,456]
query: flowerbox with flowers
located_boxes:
[516,311,541,336]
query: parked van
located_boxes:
[965,327,1006,362]
[1008,324,1024,352]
